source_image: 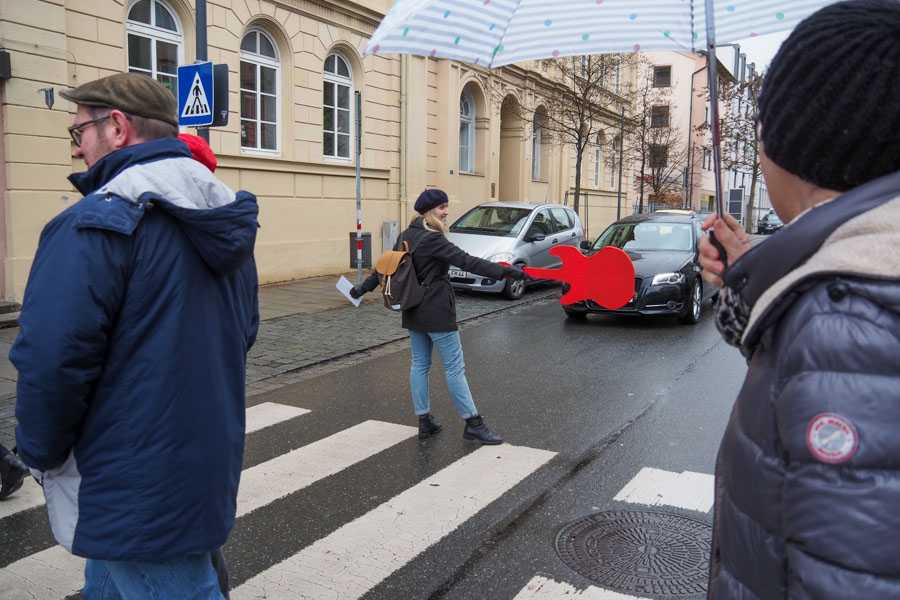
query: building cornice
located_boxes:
[270,0,384,37]
[218,155,391,179]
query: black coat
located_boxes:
[360,218,507,332]
[708,171,900,598]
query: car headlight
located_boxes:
[652,272,685,285]
[489,252,515,263]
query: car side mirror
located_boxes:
[579,241,592,251]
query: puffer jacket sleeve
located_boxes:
[12,214,129,471]
[429,235,507,280]
[772,282,900,596]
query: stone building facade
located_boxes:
[0,0,634,302]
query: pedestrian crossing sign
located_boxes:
[177,62,214,127]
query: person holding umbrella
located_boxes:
[699,1,900,596]
[351,189,529,444]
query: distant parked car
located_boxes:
[563,210,716,324]
[757,210,783,234]
[447,202,583,299]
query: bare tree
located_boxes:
[534,53,635,216]
[623,63,689,212]
[699,70,765,231]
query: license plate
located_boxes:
[449,270,468,279]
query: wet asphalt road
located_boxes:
[2,296,746,600]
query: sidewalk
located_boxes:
[0,273,556,448]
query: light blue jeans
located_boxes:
[409,330,478,419]
[83,554,225,600]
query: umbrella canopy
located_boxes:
[366,0,834,69]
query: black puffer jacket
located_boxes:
[360,218,507,332]
[709,171,900,599]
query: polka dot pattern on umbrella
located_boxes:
[365,0,831,68]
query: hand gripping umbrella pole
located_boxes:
[704,0,730,267]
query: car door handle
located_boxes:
[552,238,559,244]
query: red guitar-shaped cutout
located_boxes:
[502,245,635,309]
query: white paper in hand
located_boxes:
[336,276,362,307]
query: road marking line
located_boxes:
[0,419,416,599]
[232,444,557,600]
[613,467,714,513]
[512,575,649,599]
[245,401,310,434]
[236,419,416,517]
[0,402,311,521]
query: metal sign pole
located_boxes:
[196,0,209,142]
[705,0,724,217]
[355,91,363,285]
[616,104,625,221]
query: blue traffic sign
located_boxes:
[177,62,214,127]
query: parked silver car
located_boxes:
[447,202,584,299]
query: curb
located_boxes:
[250,289,559,386]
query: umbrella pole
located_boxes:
[704,0,725,218]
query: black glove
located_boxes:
[349,286,363,299]
[503,265,529,281]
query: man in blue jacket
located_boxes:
[11,73,259,598]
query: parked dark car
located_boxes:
[757,209,783,234]
[563,211,716,324]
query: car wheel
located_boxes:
[503,268,527,300]
[564,308,588,321]
[679,279,703,325]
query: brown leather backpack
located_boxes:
[374,240,426,311]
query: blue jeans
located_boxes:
[409,330,478,419]
[83,554,225,600]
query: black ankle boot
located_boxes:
[0,447,28,500]
[463,415,503,445]
[418,414,443,439]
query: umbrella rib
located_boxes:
[489,0,527,69]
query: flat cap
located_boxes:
[60,73,178,127]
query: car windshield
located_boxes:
[764,212,782,224]
[592,222,694,252]
[450,206,532,237]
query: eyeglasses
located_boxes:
[68,115,111,147]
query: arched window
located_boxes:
[323,53,353,159]
[531,111,543,181]
[459,92,475,173]
[240,29,280,152]
[127,0,182,96]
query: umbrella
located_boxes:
[365,0,834,218]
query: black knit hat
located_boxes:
[758,0,900,191]
[414,189,448,214]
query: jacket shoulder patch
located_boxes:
[806,412,859,464]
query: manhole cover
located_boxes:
[555,510,711,598]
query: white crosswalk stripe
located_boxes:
[513,576,648,600]
[0,418,416,600]
[0,402,310,522]
[232,444,556,600]
[613,467,714,513]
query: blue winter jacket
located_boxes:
[12,138,259,561]
[708,171,900,598]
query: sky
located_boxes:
[728,30,789,74]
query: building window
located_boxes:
[240,30,279,151]
[459,91,475,173]
[650,105,670,128]
[653,65,671,88]
[127,0,182,97]
[532,112,543,181]
[614,63,621,94]
[650,144,668,169]
[323,53,353,159]
[703,148,712,170]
